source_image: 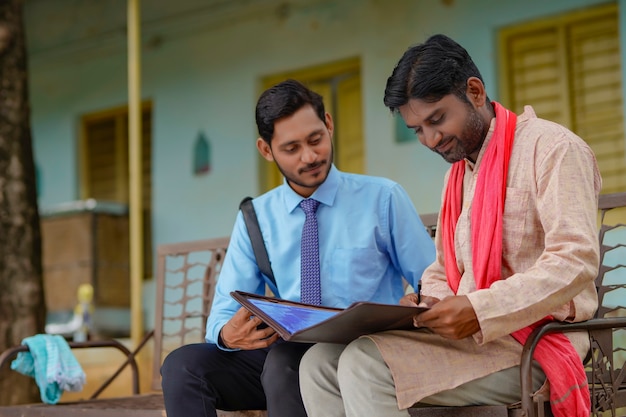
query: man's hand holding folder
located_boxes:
[219,307,279,350]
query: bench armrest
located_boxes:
[520,317,626,416]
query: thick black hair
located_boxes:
[384,34,486,112]
[255,79,326,144]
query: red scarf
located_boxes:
[441,102,590,417]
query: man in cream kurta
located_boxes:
[299,34,601,417]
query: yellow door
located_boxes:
[335,73,363,174]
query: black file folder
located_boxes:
[231,290,428,344]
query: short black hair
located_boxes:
[255,79,326,144]
[384,34,486,112]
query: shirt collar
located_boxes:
[283,164,339,213]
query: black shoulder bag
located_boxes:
[239,197,278,294]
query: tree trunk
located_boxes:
[0,0,46,406]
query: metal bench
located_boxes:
[0,200,624,416]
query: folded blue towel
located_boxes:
[11,334,86,404]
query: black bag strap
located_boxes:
[239,196,277,289]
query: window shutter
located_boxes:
[80,104,153,277]
[500,4,625,193]
[84,117,119,202]
[568,11,626,193]
[503,27,568,126]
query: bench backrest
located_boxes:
[587,192,626,413]
[595,192,626,320]
[151,236,230,391]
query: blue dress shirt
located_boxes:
[205,165,436,346]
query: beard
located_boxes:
[436,106,489,163]
[276,146,334,192]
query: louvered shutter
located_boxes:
[500,4,625,193]
[80,104,153,277]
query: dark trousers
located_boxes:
[161,341,313,417]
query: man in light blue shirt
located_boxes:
[161,79,435,417]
